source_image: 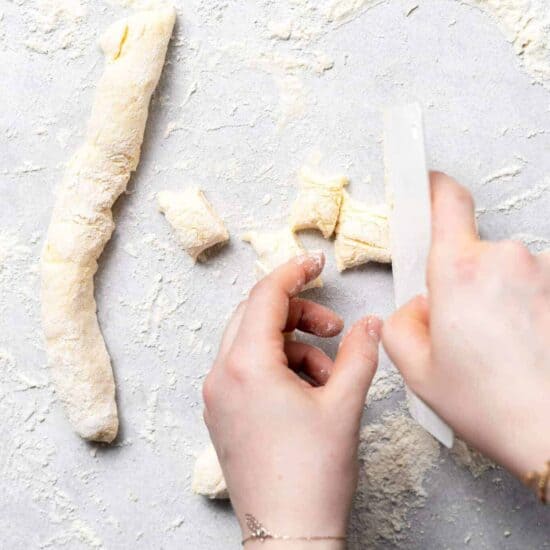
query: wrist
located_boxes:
[245,541,345,550]
[239,512,348,550]
[496,395,550,480]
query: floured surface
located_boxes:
[2,0,550,548]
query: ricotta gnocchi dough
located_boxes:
[289,167,348,238]
[242,227,323,289]
[158,188,229,261]
[334,191,391,271]
[192,444,229,500]
[41,8,176,443]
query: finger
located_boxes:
[430,171,478,254]
[381,295,431,393]
[237,252,325,346]
[325,316,381,416]
[285,298,343,337]
[216,301,247,359]
[536,250,550,270]
[285,341,334,386]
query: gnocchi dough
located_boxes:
[290,167,348,238]
[158,188,229,261]
[40,8,176,443]
[192,444,229,500]
[334,191,391,271]
[242,227,323,289]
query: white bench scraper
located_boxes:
[383,103,454,448]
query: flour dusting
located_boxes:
[466,0,550,90]
[350,410,440,546]
[451,439,496,478]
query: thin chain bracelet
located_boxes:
[523,460,550,504]
[242,514,347,545]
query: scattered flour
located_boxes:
[2,0,550,547]
[20,0,88,55]
[323,0,550,90]
[350,410,440,546]
[477,179,550,214]
[466,0,550,90]
[482,163,522,184]
[512,232,550,252]
[140,386,160,444]
[275,74,308,128]
[368,364,403,401]
[451,439,496,478]
[324,0,385,23]
[0,349,103,548]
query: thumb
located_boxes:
[325,316,381,418]
[382,295,431,393]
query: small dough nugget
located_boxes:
[290,167,348,238]
[242,227,323,289]
[334,191,391,271]
[158,188,229,261]
[192,443,229,500]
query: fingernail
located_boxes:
[366,316,382,342]
[298,251,325,280]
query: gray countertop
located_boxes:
[1,0,549,548]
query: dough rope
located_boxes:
[158,188,229,261]
[41,8,176,443]
[289,167,348,238]
[334,191,391,271]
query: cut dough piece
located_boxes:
[158,188,229,261]
[289,167,348,238]
[334,191,391,272]
[192,444,229,500]
[41,8,176,443]
[242,227,323,289]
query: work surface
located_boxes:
[2,0,550,548]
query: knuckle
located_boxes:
[499,240,537,274]
[452,250,479,283]
[249,279,268,300]
[500,239,530,259]
[454,183,475,209]
[381,315,401,345]
[224,350,249,382]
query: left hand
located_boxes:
[202,252,382,548]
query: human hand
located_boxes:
[202,253,382,548]
[382,172,550,479]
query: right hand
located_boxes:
[382,172,550,479]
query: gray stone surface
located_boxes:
[1,0,549,548]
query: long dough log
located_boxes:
[41,8,176,442]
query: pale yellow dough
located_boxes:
[158,188,229,261]
[242,227,323,289]
[290,167,348,238]
[41,8,176,443]
[192,444,229,500]
[334,191,391,272]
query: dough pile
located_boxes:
[158,188,229,261]
[334,191,391,271]
[192,444,229,499]
[289,167,348,238]
[242,227,323,289]
[41,8,176,443]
